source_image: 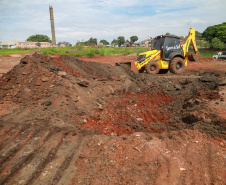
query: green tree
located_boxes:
[165,32,170,35]
[27,34,52,42]
[202,23,226,43]
[75,41,85,46]
[195,31,202,40]
[130,36,138,44]
[111,39,118,46]
[100,40,109,45]
[196,40,210,48]
[118,36,125,47]
[210,37,225,50]
[2,45,8,49]
[85,37,97,46]
[58,41,72,46]
[180,36,185,40]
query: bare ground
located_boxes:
[0,53,225,184]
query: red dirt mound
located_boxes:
[0,53,225,184]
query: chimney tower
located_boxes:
[49,6,56,46]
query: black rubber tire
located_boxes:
[145,61,160,74]
[170,57,185,74]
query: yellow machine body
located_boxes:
[133,27,199,73]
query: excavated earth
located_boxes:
[0,53,225,184]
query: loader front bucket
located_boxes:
[115,62,139,73]
[187,52,200,62]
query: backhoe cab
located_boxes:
[133,27,199,74]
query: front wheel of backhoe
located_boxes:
[170,57,185,74]
[145,61,160,74]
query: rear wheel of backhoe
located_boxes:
[145,61,160,74]
[170,57,185,74]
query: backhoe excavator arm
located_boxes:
[181,27,199,58]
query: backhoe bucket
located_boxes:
[187,52,200,62]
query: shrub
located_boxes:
[86,48,95,57]
[71,51,84,57]
[210,37,225,50]
[96,48,105,56]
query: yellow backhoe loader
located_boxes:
[132,27,199,74]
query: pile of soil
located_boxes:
[0,53,225,184]
[0,54,225,137]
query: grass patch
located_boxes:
[0,48,34,55]
[1,46,220,59]
[189,49,220,58]
[199,50,220,58]
[38,46,150,57]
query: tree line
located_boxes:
[196,22,226,50]
[26,34,138,47]
[24,23,226,50]
[76,36,138,47]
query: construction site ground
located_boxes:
[0,53,225,185]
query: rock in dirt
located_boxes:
[58,71,67,77]
[182,111,199,124]
[77,80,89,87]
[41,76,49,82]
[41,100,52,106]
[175,84,182,90]
[200,76,217,83]
[217,79,226,86]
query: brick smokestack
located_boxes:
[49,6,56,46]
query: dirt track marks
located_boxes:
[0,124,225,185]
[0,124,84,185]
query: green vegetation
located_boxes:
[210,37,225,50]
[27,34,52,43]
[117,36,125,47]
[202,23,226,43]
[199,50,221,58]
[99,40,109,46]
[0,48,33,55]
[38,46,150,57]
[0,46,220,59]
[37,45,221,58]
[196,40,210,48]
[76,37,97,46]
[201,22,226,50]
[58,41,72,46]
[188,49,220,58]
[130,36,138,44]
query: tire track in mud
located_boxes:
[0,123,87,185]
[0,127,52,184]
[17,132,66,185]
[0,124,225,185]
[0,126,35,166]
[32,134,83,185]
[0,125,31,151]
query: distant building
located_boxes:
[1,41,19,48]
[58,43,66,47]
[1,41,52,48]
[18,41,52,48]
[140,39,152,47]
[97,43,103,46]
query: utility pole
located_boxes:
[49,5,56,46]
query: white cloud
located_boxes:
[0,0,225,44]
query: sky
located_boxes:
[0,0,226,45]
